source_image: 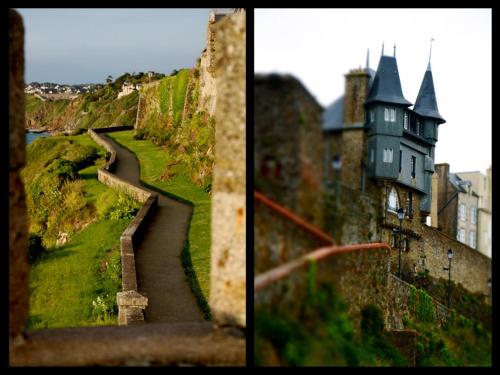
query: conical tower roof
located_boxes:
[413,64,445,123]
[365,55,412,106]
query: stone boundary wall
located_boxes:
[88,127,158,325]
[255,244,453,332]
[419,225,491,296]
[385,273,450,330]
[256,244,392,334]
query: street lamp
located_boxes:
[331,155,342,237]
[488,277,492,305]
[443,248,453,308]
[397,207,404,278]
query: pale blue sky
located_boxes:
[256,8,492,174]
[16,8,212,84]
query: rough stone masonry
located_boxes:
[210,10,246,328]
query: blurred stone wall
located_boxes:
[210,10,246,328]
[9,9,28,340]
[254,74,324,229]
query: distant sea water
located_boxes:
[26,131,51,145]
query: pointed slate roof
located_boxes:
[365,55,412,106]
[413,64,445,123]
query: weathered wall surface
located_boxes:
[197,14,217,116]
[9,9,28,339]
[254,199,331,274]
[210,10,246,328]
[254,74,324,229]
[255,247,451,332]
[331,182,491,298]
[419,226,491,295]
[256,247,393,333]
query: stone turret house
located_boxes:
[319,50,490,296]
[254,74,324,229]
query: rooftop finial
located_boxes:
[428,37,435,71]
[366,48,370,68]
[393,43,396,57]
[382,42,385,56]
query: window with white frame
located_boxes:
[370,148,374,163]
[390,108,396,122]
[370,110,375,123]
[387,187,399,212]
[469,231,476,248]
[384,107,396,122]
[458,203,466,221]
[383,148,393,163]
[403,112,409,130]
[457,228,465,243]
[471,207,477,224]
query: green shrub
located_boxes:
[108,193,139,220]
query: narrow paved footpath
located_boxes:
[104,134,204,323]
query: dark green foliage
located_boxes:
[361,305,385,338]
[28,233,46,264]
[255,282,407,366]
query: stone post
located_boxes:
[9,9,29,340]
[116,290,148,325]
[210,11,246,328]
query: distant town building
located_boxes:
[434,163,481,250]
[456,168,492,257]
[117,81,137,99]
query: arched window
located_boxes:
[387,187,399,212]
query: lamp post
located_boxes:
[488,277,492,305]
[331,155,342,238]
[443,248,453,308]
[397,207,404,278]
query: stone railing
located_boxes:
[88,127,158,325]
[385,273,450,329]
[254,190,334,274]
[255,242,392,333]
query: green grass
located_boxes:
[106,130,211,319]
[28,218,130,329]
[25,133,140,329]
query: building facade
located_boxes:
[456,168,492,257]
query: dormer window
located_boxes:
[403,112,409,130]
[416,119,421,135]
[384,107,396,123]
[370,110,375,123]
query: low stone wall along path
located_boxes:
[103,134,204,323]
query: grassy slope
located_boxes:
[26,134,138,328]
[106,130,211,319]
[28,218,129,329]
[255,266,492,366]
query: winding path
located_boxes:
[103,134,204,323]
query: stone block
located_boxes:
[9,9,28,339]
